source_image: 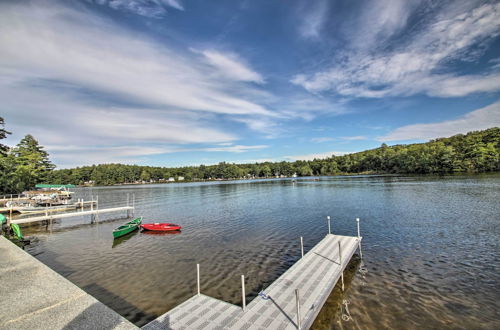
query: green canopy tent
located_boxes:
[35,184,76,189]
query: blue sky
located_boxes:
[0,0,499,168]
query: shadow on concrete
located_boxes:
[82,283,155,327]
[62,301,131,330]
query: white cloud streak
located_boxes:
[90,0,184,18]
[292,1,500,98]
[199,49,265,84]
[297,0,328,39]
[310,137,335,143]
[0,2,272,116]
[379,101,500,142]
[0,1,280,166]
[341,136,366,141]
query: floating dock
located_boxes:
[144,232,362,330]
[9,206,135,225]
[0,236,137,329]
[1,214,362,330]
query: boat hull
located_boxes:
[141,223,181,231]
[113,217,142,239]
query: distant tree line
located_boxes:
[45,127,499,186]
[0,116,498,193]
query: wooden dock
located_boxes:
[10,206,134,224]
[143,231,362,330]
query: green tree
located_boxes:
[13,135,55,185]
[0,117,11,156]
[140,169,151,182]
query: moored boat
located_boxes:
[140,223,181,232]
[113,217,142,239]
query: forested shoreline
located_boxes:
[0,116,498,193]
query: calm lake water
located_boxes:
[22,174,500,329]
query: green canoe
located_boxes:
[11,223,23,240]
[112,217,142,239]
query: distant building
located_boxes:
[168,177,175,182]
[177,176,185,181]
[292,173,297,178]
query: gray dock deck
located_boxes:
[144,234,361,330]
[0,236,137,329]
[10,206,134,224]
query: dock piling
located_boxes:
[241,275,246,312]
[356,218,363,259]
[295,289,301,330]
[132,194,135,216]
[95,195,100,222]
[300,236,304,258]
[196,264,200,296]
[339,241,344,291]
[7,205,12,226]
[327,216,331,235]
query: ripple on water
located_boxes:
[22,174,500,328]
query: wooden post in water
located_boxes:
[300,236,304,258]
[327,216,331,235]
[196,264,200,296]
[7,205,12,227]
[241,275,246,312]
[132,194,135,216]
[96,195,99,222]
[295,289,301,330]
[339,241,344,291]
[356,218,363,259]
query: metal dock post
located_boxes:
[241,275,246,312]
[196,264,200,296]
[300,236,304,258]
[295,288,301,330]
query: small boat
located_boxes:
[10,223,23,240]
[140,223,181,232]
[113,217,142,239]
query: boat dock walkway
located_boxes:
[144,232,362,330]
[1,215,362,330]
[10,206,135,224]
[0,236,137,329]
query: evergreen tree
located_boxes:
[12,135,55,187]
[0,117,11,156]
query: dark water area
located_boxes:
[21,174,500,329]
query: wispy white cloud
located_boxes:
[297,0,328,39]
[347,0,418,51]
[200,145,268,153]
[89,0,184,18]
[199,49,265,84]
[292,1,500,98]
[341,136,366,141]
[310,137,335,143]
[285,151,350,161]
[0,1,283,166]
[0,2,272,117]
[378,101,500,142]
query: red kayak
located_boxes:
[140,223,182,231]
